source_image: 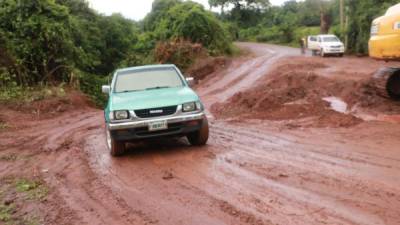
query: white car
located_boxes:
[307,34,345,57]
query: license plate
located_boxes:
[148,120,168,131]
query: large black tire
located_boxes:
[106,128,125,156]
[187,117,209,146]
[386,70,400,100]
[338,53,344,57]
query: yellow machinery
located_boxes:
[369,3,400,99]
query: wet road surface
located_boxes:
[2,43,400,225]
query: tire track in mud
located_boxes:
[211,123,400,170]
[76,115,400,225]
[1,111,157,225]
[207,121,400,225]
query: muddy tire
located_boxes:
[312,50,317,56]
[187,117,209,146]
[338,53,344,57]
[106,128,125,156]
[386,70,400,100]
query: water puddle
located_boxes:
[322,97,400,124]
[323,97,348,114]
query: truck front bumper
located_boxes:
[107,112,206,141]
[323,48,345,54]
[369,34,400,60]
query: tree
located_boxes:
[209,0,270,26]
[0,0,76,85]
[143,0,180,31]
[346,0,398,54]
[144,0,232,55]
[209,0,230,13]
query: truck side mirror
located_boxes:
[102,85,110,94]
[185,77,195,87]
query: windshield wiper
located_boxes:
[119,89,142,93]
[145,86,170,90]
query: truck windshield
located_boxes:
[322,37,340,42]
[114,67,184,93]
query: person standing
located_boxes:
[299,37,306,55]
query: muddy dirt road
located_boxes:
[1,43,400,225]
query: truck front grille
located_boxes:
[134,105,177,118]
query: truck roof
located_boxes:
[116,64,176,73]
[386,3,400,16]
[317,34,337,37]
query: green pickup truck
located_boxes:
[102,64,209,156]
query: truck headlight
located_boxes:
[114,110,129,120]
[182,101,203,112]
[394,21,400,30]
[371,23,379,35]
[182,102,196,112]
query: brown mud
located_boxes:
[210,55,400,128]
[1,42,400,225]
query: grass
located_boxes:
[0,204,40,225]
[0,177,47,224]
[0,154,17,162]
[0,122,8,130]
[15,179,48,201]
[0,84,67,104]
[0,204,14,222]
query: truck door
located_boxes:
[307,36,318,50]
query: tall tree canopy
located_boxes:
[0,0,232,88]
[209,0,270,26]
[0,0,140,85]
[144,0,232,55]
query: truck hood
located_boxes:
[321,42,344,47]
[110,86,199,110]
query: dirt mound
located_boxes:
[5,90,93,116]
[0,90,95,131]
[187,57,227,81]
[210,58,392,128]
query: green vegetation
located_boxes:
[0,83,66,103]
[0,203,14,222]
[0,177,45,224]
[0,0,233,106]
[15,179,48,201]
[0,122,9,130]
[0,154,17,161]
[211,0,398,53]
[346,0,398,54]
[0,0,398,105]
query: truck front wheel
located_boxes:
[312,50,317,56]
[187,117,209,146]
[106,127,125,156]
[387,70,400,100]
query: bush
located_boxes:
[255,27,284,43]
[239,25,320,47]
[148,0,232,55]
[238,27,261,41]
[155,39,207,71]
[222,22,240,41]
[0,0,75,85]
[78,72,108,107]
[291,26,320,46]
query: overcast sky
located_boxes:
[87,0,288,21]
